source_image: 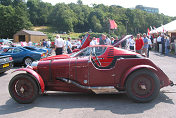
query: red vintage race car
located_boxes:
[8,35,174,104]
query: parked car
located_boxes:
[0,55,13,74]
[23,46,52,56]
[0,47,46,66]
[0,39,13,46]
[8,35,174,104]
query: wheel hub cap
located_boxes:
[140,84,147,90]
[20,87,24,93]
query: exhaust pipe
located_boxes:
[58,78,119,93]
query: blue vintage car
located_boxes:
[0,47,46,66]
[23,46,52,56]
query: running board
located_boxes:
[58,78,119,94]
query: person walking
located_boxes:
[135,34,144,54]
[161,34,165,54]
[90,37,97,46]
[165,36,170,55]
[147,37,152,58]
[127,35,135,51]
[157,34,162,52]
[142,33,149,57]
[55,34,64,55]
[153,36,157,51]
[99,34,106,45]
[42,39,47,47]
[66,37,73,54]
[28,40,33,46]
[99,34,111,45]
[110,37,115,45]
[47,39,51,48]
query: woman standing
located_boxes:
[165,36,170,55]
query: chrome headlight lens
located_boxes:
[31,61,39,70]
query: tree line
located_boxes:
[0,0,176,38]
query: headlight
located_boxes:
[31,61,39,70]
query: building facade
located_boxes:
[135,5,159,14]
[13,30,47,43]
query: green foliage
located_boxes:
[27,0,52,26]
[77,0,83,5]
[0,1,175,38]
[46,33,54,41]
[0,2,32,38]
[49,3,78,32]
[0,0,12,6]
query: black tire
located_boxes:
[125,69,160,102]
[23,57,33,66]
[9,73,39,104]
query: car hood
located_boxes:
[80,33,91,49]
[113,35,132,47]
[40,54,71,61]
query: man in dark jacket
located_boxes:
[161,34,165,54]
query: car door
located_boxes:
[89,47,115,86]
[12,48,24,63]
[70,57,89,86]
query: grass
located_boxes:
[32,26,57,33]
[32,26,83,40]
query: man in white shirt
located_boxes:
[55,34,64,55]
[47,39,51,48]
[75,39,81,48]
[90,37,97,46]
[127,36,135,50]
[28,41,33,46]
[106,37,111,45]
[157,34,162,52]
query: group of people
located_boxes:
[54,33,171,57]
[152,33,171,55]
[40,39,51,48]
[54,34,76,55]
[126,33,171,57]
[125,33,151,57]
[89,34,119,46]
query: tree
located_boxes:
[77,0,83,5]
[0,0,12,6]
[0,4,32,38]
[27,0,52,26]
[49,3,78,32]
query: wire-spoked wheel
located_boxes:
[9,73,39,104]
[126,69,160,102]
[24,57,33,66]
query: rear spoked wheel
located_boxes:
[126,69,160,102]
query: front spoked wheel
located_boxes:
[9,74,39,104]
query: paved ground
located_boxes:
[0,51,176,118]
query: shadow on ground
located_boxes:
[0,92,174,115]
[152,51,176,58]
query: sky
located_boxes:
[42,0,176,17]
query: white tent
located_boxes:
[150,20,176,34]
[164,20,176,32]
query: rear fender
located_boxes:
[120,65,157,88]
[13,68,45,93]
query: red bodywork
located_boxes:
[14,45,172,94]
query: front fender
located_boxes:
[120,65,157,88]
[13,68,45,93]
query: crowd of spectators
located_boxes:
[53,33,175,57]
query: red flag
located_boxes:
[147,28,150,36]
[109,20,117,29]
